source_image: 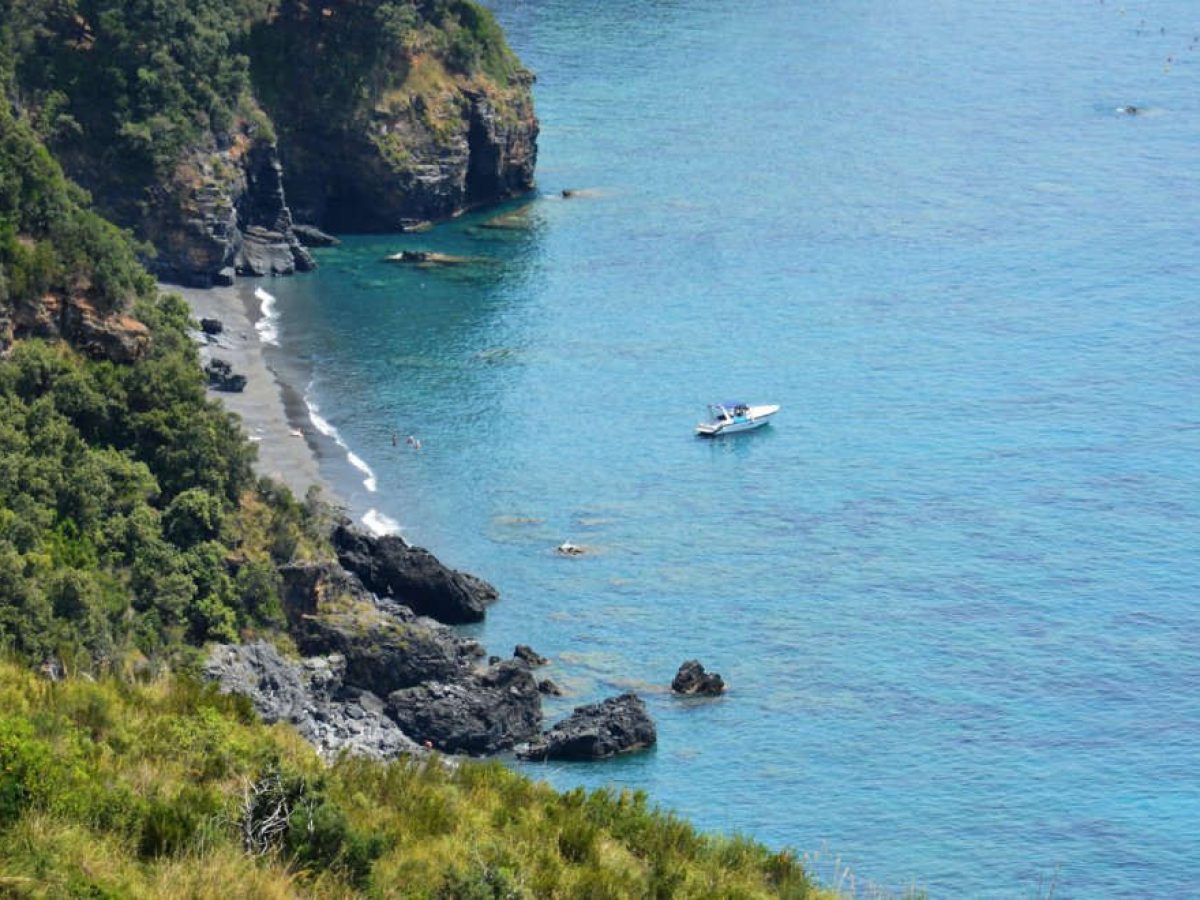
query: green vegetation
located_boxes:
[0,4,834,897]
[250,0,524,126]
[0,301,332,664]
[0,98,154,314]
[1,0,526,237]
[0,662,826,897]
[3,0,273,204]
[0,52,327,667]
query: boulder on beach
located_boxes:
[332,523,499,624]
[199,317,223,336]
[671,660,726,696]
[517,693,656,761]
[204,358,247,393]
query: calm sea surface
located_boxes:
[261,1,1200,894]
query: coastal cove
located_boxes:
[247,0,1198,896]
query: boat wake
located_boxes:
[303,386,377,493]
[254,287,280,346]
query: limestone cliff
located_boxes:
[249,1,538,232]
[146,124,314,287]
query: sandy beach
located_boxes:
[165,281,330,503]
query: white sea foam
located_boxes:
[303,387,378,493]
[346,451,377,492]
[362,508,402,536]
[253,287,279,346]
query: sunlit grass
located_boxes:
[0,660,835,897]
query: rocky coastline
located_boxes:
[204,521,655,763]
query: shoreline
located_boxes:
[164,280,335,506]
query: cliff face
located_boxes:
[1,289,149,362]
[147,126,314,287]
[274,68,538,232]
[250,2,538,233]
[7,0,537,285]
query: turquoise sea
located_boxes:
[260,1,1200,895]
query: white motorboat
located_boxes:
[695,402,780,436]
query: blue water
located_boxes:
[261,1,1200,894]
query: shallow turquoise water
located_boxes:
[262,1,1200,894]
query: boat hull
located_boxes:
[695,404,779,437]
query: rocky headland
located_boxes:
[205,523,655,762]
[15,0,537,287]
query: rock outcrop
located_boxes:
[2,291,149,362]
[210,556,543,760]
[332,524,498,625]
[518,693,656,762]
[204,641,421,760]
[204,358,247,393]
[291,224,340,247]
[249,6,537,233]
[671,660,726,696]
[386,659,542,755]
[514,644,548,666]
[147,129,313,287]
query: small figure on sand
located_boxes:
[406,434,422,451]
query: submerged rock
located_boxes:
[481,203,536,231]
[332,524,498,624]
[292,223,340,247]
[517,693,656,762]
[383,250,487,267]
[671,660,726,696]
[514,644,548,666]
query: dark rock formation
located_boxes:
[249,6,538,234]
[292,224,340,247]
[671,660,726,696]
[332,523,498,625]
[281,559,475,695]
[538,678,564,697]
[514,645,548,666]
[204,358,247,393]
[146,130,313,287]
[224,559,545,758]
[517,693,656,762]
[299,608,472,698]
[386,660,542,755]
[204,641,420,759]
[199,317,224,336]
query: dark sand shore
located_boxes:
[165,281,329,502]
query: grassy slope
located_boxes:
[0,662,828,898]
